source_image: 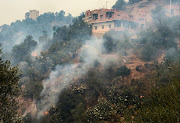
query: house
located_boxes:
[83,8,145,37]
[83,0,180,37]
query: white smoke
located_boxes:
[123,0,129,3]
[36,38,114,118]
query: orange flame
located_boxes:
[31,52,37,57]
[140,96,144,98]
[45,111,49,115]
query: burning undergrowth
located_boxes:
[36,38,123,118]
[23,12,180,120]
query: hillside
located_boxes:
[0,0,180,123]
[0,10,73,52]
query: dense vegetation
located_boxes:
[0,10,72,52]
[112,0,180,10]
[41,50,180,123]
[0,45,21,122]
[112,0,142,10]
[39,7,179,123]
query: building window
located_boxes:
[139,19,144,21]
[100,15,103,19]
[109,25,111,28]
[109,14,112,18]
[129,15,133,18]
[95,26,97,30]
[93,14,98,20]
[106,12,114,19]
[102,25,104,29]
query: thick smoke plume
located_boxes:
[36,38,121,118]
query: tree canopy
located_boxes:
[0,46,21,122]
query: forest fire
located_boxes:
[140,96,144,98]
[31,52,37,57]
[1,0,179,122]
[44,111,49,115]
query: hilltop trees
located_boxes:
[112,0,142,10]
[112,0,126,10]
[41,15,91,66]
[53,15,92,42]
[0,10,73,52]
[136,6,178,61]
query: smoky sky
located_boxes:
[0,0,117,25]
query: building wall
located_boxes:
[29,10,39,20]
[84,8,143,37]
[84,1,180,37]
[91,19,141,37]
[92,21,114,36]
[114,20,139,31]
[25,10,39,20]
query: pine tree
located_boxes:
[0,46,22,122]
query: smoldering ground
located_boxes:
[35,38,124,118]
[36,5,180,118]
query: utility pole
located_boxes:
[170,0,172,15]
[106,0,107,9]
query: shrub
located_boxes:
[116,65,130,77]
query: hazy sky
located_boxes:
[0,0,117,26]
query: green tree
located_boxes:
[0,47,22,122]
[53,15,92,42]
[116,65,130,77]
[140,43,156,61]
[103,31,117,53]
[112,0,142,10]
[56,10,65,21]
[43,89,86,123]
[85,98,112,123]
[117,35,132,56]
[135,53,180,122]
[112,0,126,10]
[135,80,180,123]
[12,35,37,64]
